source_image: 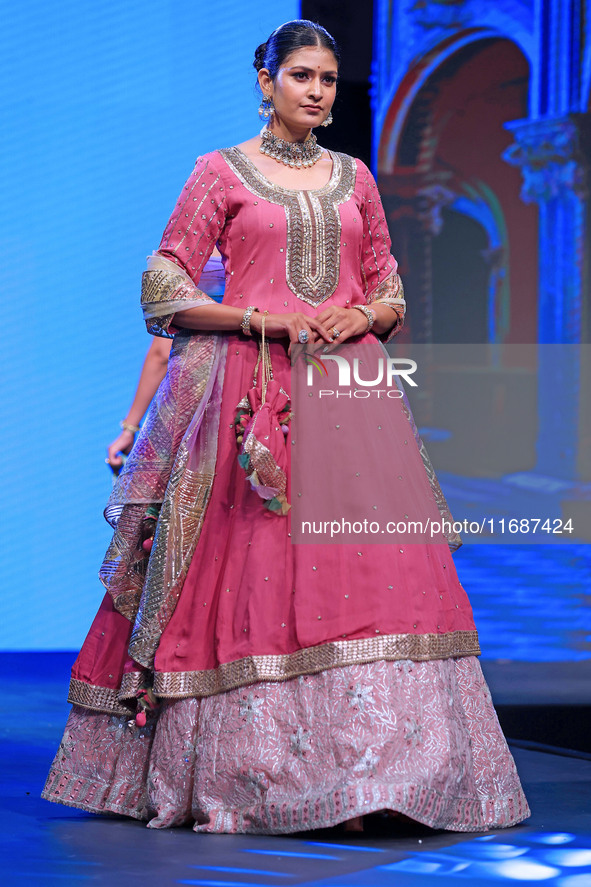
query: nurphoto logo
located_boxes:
[304,351,418,398]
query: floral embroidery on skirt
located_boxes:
[42,657,529,834]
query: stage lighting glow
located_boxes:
[543,849,591,867]
[493,858,561,879]
[557,876,591,887]
[371,835,591,883]
[459,843,529,859]
[530,833,576,845]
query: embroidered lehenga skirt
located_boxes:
[42,331,530,833]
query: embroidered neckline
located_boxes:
[228,146,340,196]
[217,147,357,307]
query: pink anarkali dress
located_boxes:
[42,148,529,833]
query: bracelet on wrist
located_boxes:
[241,305,259,337]
[120,420,140,434]
[352,305,376,332]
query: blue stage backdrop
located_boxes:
[1,1,589,662]
[0,0,298,649]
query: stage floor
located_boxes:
[1,654,591,886]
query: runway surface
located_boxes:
[1,652,591,886]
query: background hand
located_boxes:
[106,429,135,468]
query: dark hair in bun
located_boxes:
[254,42,268,71]
[253,19,340,83]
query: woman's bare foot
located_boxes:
[343,815,364,832]
[384,810,414,823]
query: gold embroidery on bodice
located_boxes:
[219,147,356,307]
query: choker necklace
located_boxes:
[259,125,323,168]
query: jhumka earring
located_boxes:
[258,94,274,120]
[321,110,333,127]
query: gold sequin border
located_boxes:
[67,630,479,714]
[67,678,134,717]
[149,630,480,698]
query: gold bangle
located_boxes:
[352,305,376,331]
[120,420,140,434]
[241,305,259,336]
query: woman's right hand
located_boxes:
[249,311,334,355]
[106,429,135,469]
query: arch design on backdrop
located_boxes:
[372,0,591,488]
[448,185,510,346]
[375,34,534,346]
[376,28,530,175]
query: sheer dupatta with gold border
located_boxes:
[99,253,227,672]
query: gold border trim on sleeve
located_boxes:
[369,270,405,304]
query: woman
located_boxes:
[43,20,529,834]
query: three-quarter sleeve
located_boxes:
[358,160,405,343]
[141,154,227,336]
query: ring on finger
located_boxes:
[298,329,309,344]
[332,326,341,338]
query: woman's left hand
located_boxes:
[313,306,369,345]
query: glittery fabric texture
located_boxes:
[99,331,227,630]
[42,658,529,833]
[370,271,406,342]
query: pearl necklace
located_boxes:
[259,125,323,168]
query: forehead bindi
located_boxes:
[282,46,338,74]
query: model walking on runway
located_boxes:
[43,19,529,834]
